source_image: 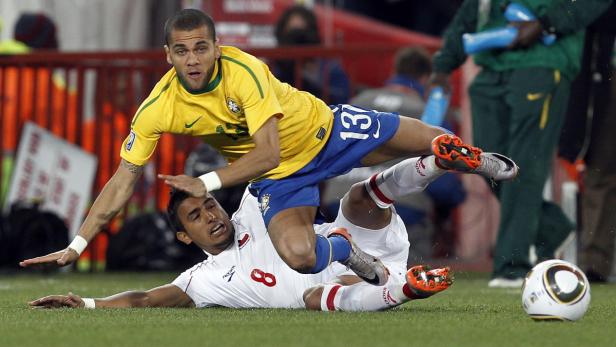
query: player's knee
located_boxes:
[278,244,316,273]
[347,182,371,209]
[303,286,324,310]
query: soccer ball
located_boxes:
[521,259,591,321]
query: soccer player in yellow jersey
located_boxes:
[21,9,518,284]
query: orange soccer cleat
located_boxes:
[406,265,454,299]
[431,134,519,181]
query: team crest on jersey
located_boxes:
[259,194,271,215]
[126,131,136,151]
[238,232,251,249]
[226,98,243,114]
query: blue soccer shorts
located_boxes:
[249,104,401,226]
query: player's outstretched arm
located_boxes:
[159,116,281,195]
[29,284,194,309]
[20,159,143,268]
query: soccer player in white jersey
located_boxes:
[30,154,454,311]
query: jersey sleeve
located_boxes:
[172,262,212,308]
[172,267,193,293]
[120,82,169,165]
[227,56,283,136]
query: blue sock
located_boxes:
[310,234,352,273]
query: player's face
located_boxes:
[176,195,234,254]
[165,25,220,92]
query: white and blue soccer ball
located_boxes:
[521,259,591,321]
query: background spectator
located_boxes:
[558,3,616,282]
[351,46,431,116]
[273,4,350,104]
[431,0,612,287]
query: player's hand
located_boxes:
[427,72,451,94]
[30,292,84,309]
[509,21,542,49]
[158,174,207,197]
[19,248,80,269]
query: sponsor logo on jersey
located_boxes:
[373,119,381,139]
[259,194,271,215]
[238,233,251,249]
[126,131,136,151]
[226,98,243,114]
[222,265,236,282]
[526,92,544,101]
[185,116,202,128]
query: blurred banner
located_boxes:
[3,122,97,238]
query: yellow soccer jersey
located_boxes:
[120,46,333,180]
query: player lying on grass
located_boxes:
[30,154,457,311]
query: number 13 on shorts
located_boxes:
[338,105,380,140]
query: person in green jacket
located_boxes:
[430,0,613,287]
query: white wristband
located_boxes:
[199,171,222,192]
[68,235,88,255]
[82,298,96,309]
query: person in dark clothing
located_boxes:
[558,3,616,283]
[13,13,59,49]
[430,0,613,287]
[273,5,351,104]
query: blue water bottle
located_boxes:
[462,26,518,54]
[504,2,556,45]
[421,86,449,126]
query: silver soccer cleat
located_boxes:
[329,227,389,286]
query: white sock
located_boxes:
[320,281,413,312]
[364,156,445,208]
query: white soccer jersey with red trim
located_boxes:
[172,189,409,309]
[172,191,335,308]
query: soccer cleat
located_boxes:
[329,228,389,286]
[431,134,519,181]
[406,265,454,298]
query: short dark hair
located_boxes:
[274,5,320,44]
[164,9,216,45]
[14,13,59,49]
[167,188,191,232]
[394,47,432,79]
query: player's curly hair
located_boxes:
[164,8,216,45]
[166,188,190,232]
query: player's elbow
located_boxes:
[257,147,280,172]
[265,153,280,170]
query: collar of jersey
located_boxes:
[178,59,222,95]
[202,227,238,259]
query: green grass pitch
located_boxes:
[1,271,614,347]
